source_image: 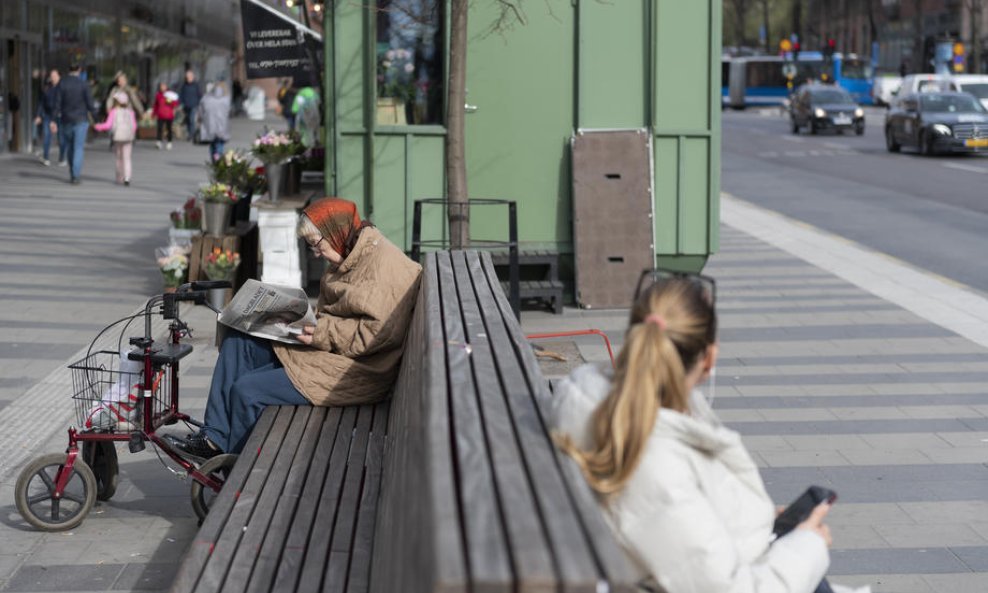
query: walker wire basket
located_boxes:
[69,350,169,433]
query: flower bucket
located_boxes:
[376,97,407,126]
[209,287,228,310]
[266,161,285,202]
[203,202,231,237]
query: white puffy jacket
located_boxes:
[550,363,831,593]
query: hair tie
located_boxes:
[644,314,667,330]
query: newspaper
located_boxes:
[218,279,317,344]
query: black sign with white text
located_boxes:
[241,0,321,85]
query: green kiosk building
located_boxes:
[319,0,720,307]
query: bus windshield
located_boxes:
[841,60,874,80]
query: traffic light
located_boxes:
[823,38,836,59]
[793,41,800,60]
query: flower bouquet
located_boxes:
[251,131,304,202]
[208,150,254,192]
[170,197,202,230]
[250,130,304,164]
[203,247,241,282]
[199,182,238,237]
[156,245,190,291]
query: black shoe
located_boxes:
[176,432,222,459]
[70,177,80,185]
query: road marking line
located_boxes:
[942,162,988,174]
[782,136,805,143]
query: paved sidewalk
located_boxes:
[1,142,988,593]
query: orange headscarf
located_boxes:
[302,197,364,258]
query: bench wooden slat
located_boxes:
[196,406,297,593]
[220,407,312,593]
[437,250,513,590]
[479,253,639,592]
[296,406,360,593]
[466,251,601,593]
[271,407,345,593]
[322,404,375,593]
[370,255,469,593]
[344,401,389,593]
[450,250,557,591]
[170,406,279,593]
[245,407,329,593]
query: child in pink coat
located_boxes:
[94,91,138,185]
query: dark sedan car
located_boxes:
[885,91,988,155]
[790,85,865,135]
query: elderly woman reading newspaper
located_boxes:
[175,198,422,458]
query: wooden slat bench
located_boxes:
[170,250,637,593]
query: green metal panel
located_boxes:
[464,2,576,249]
[409,135,446,249]
[371,135,407,243]
[651,0,721,264]
[578,0,647,128]
[338,134,365,208]
[336,3,366,129]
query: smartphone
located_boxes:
[772,485,837,537]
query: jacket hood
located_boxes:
[550,363,739,457]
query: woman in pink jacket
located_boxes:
[93,91,137,186]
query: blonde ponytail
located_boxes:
[557,279,716,495]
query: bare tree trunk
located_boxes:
[972,0,983,73]
[914,0,924,73]
[732,0,749,49]
[793,0,802,49]
[762,0,771,53]
[447,0,469,249]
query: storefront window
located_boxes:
[376,0,443,126]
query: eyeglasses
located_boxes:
[307,236,325,254]
[633,267,717,306]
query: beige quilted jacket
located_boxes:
[273,227,422,406]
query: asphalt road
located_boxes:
[722,106,988,292]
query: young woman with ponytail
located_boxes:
[551,275,868,593]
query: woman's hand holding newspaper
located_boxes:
[296,325,316,345]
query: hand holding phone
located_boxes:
[772,485,837,538]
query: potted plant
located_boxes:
[199,182,239,237]
[208,150,256,224]
[156,245,190,293]
[251,130,304,202]
[168,197,203,244]
[202,247,241,308]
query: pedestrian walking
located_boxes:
[93,91,137,186]
[104,71,145,119]
[57,63,98,184]
[551,273,870,593]
[277,78,297,130]
[152,82,178,150]
[174,198,422,458]
[198,82,231,162]
[179,69,202,141]
[33,69,63,166]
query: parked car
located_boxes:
[885,91,988,155]
[872,75,902,106]
[790,84,865,135]
[949,74,988,110]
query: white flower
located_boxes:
[382,60,392,69]
[404,62,414,73]
[386,49,395,60]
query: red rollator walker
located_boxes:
[14,281,237,531]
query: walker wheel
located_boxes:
[15,454,97,532]
[83,441,119,501]
[190,454,238,523]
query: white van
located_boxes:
[949,74,988,109]
[898,73,952,95]
[872,75,902,106]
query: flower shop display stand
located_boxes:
[168,251,637,593]
[186,221,259,306]
[255,198,307,288]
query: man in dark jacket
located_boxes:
[56,64,98,184]
[33,69,63,166]
[179,69,203,142]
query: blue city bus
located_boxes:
[723,52,874,109]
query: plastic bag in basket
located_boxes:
[83,349,160,431]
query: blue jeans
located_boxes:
[40,116,64,161]
[203,331,308,453]
[63,122,89,180]
[209,139,225,162]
